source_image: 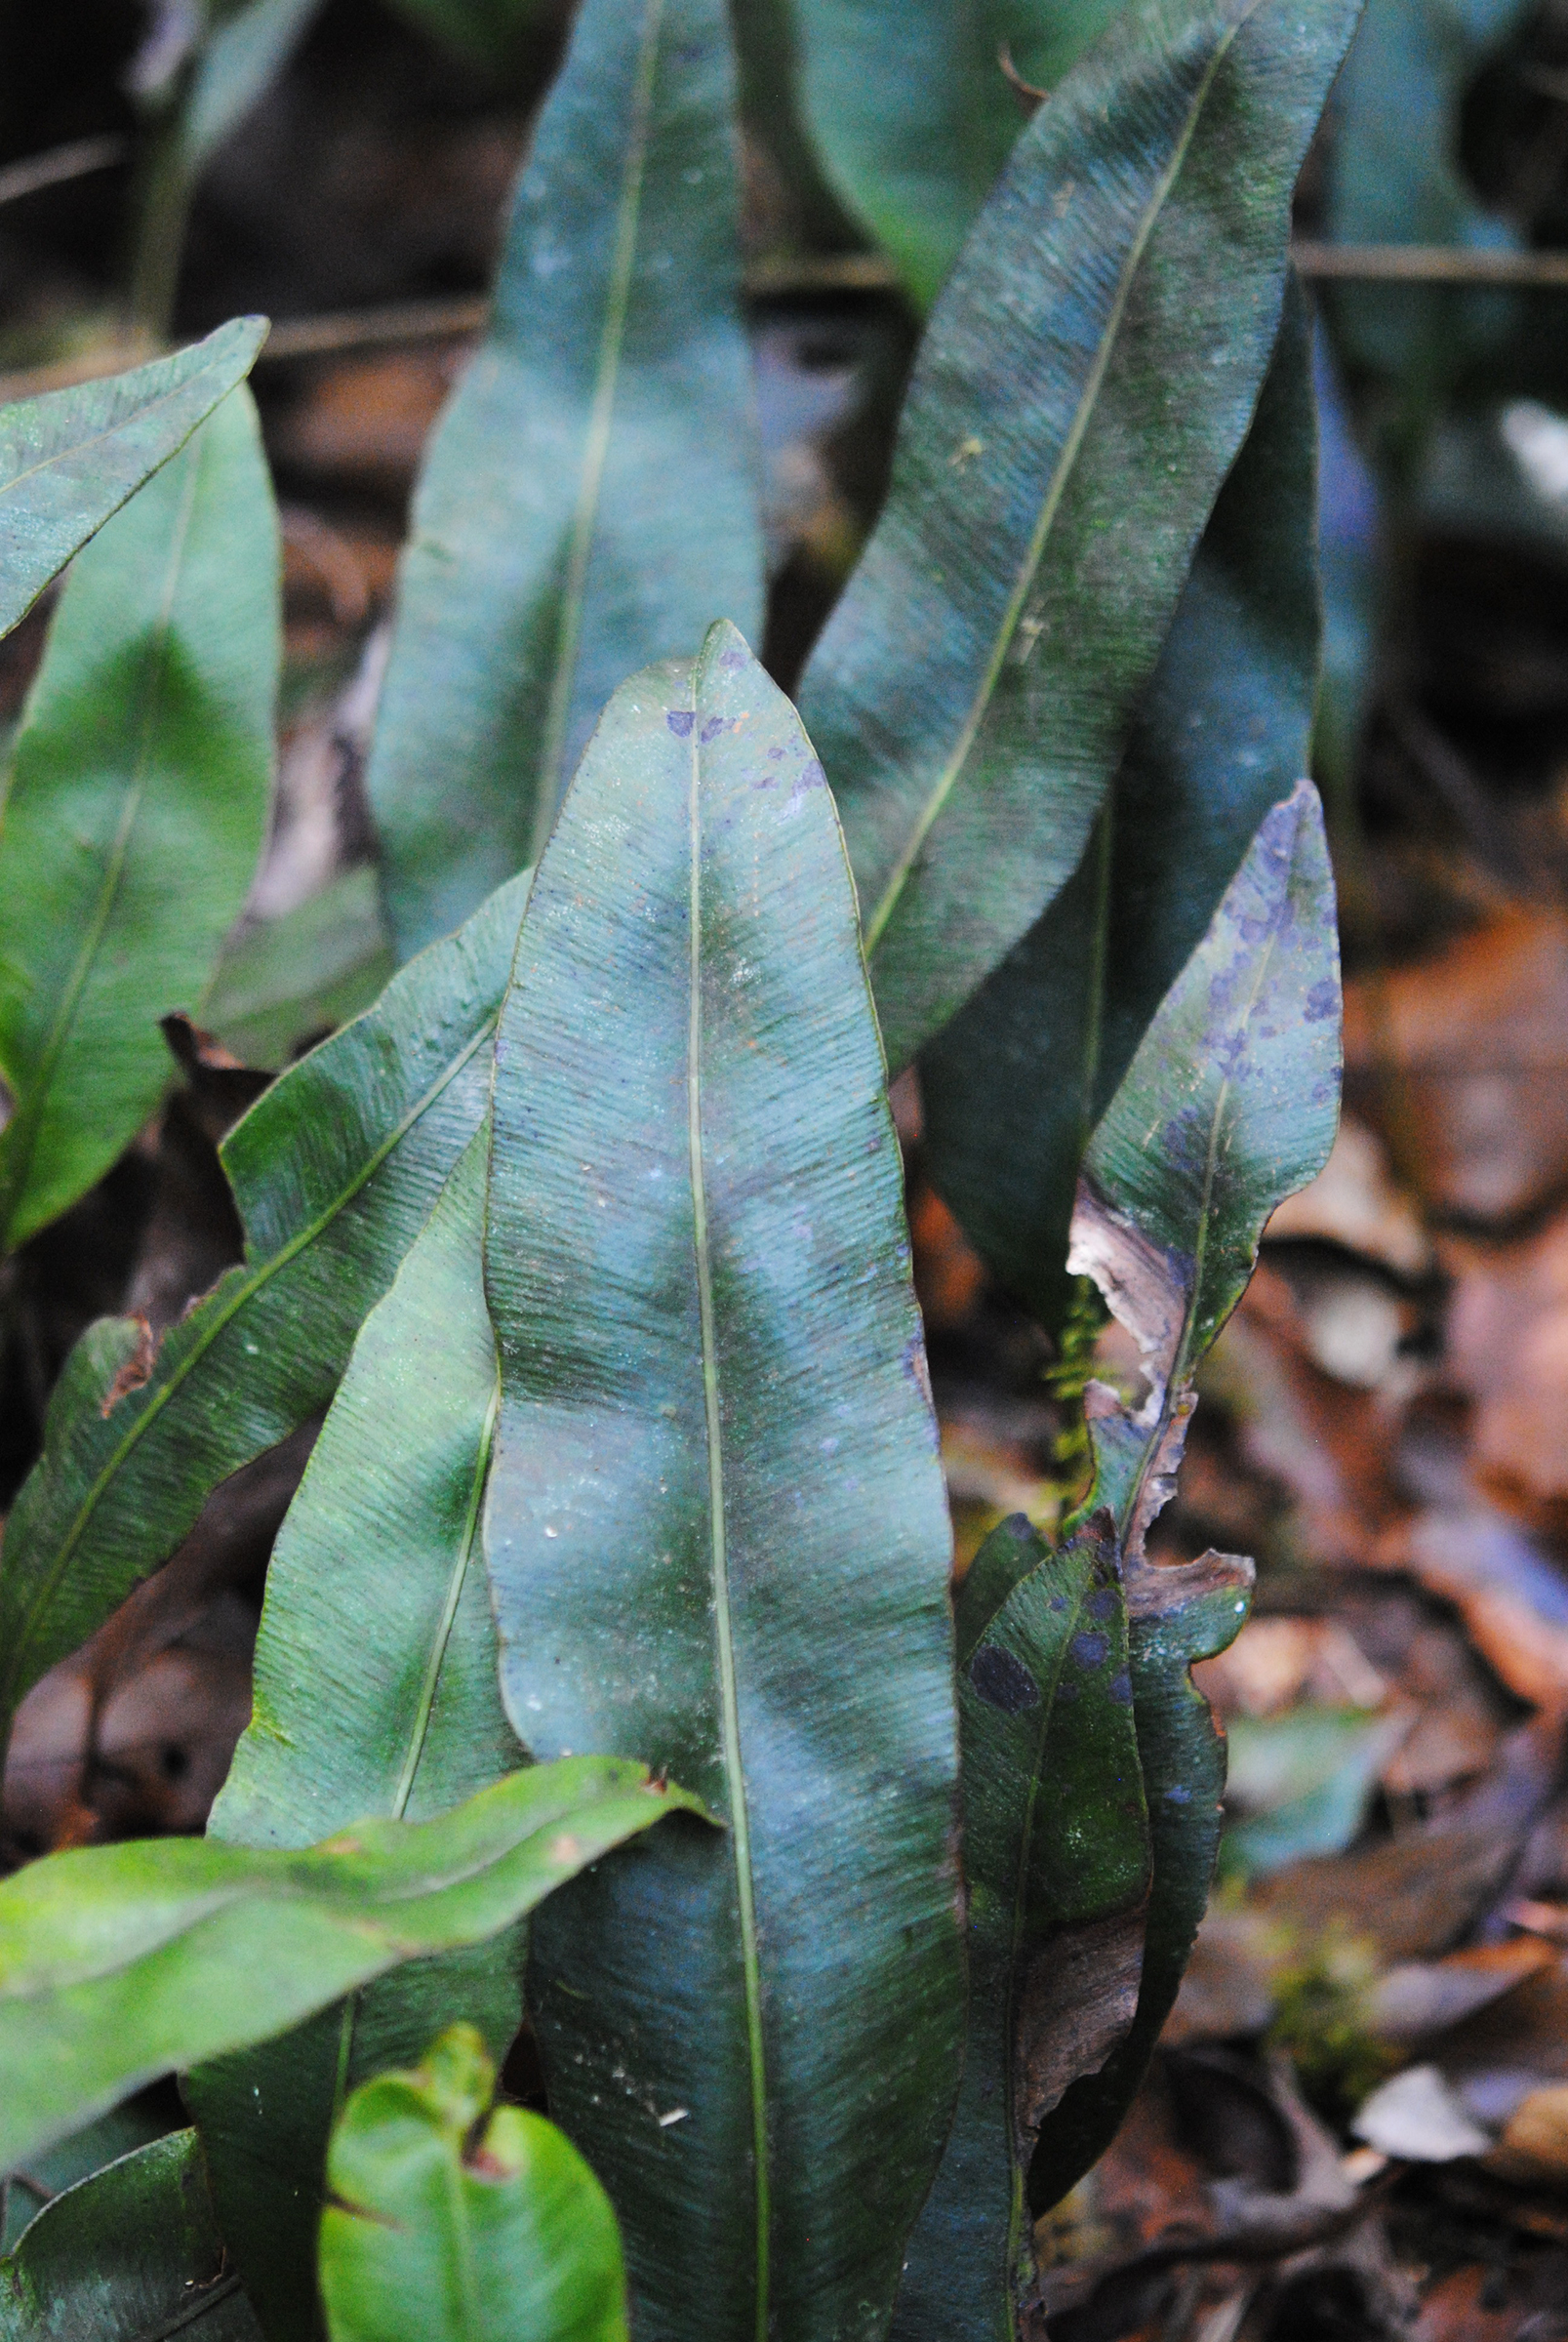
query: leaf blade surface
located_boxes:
[0,1759,698,2171]
[0,871,528,1767]
[797,0,1360,1070]
[0,317,265,641]
[919,274,1318,1320]
[368,0,763,958]
[793,0,1122,305]
[482,626,961,2342]
[0,384,278,1251]
[895,1517,1149,2337]
[1028,781,1342,2209]
[188,1130,523,2342]
[0,2130,261,2342]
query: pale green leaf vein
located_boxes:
[686,690,770,2337]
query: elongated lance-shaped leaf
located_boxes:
[0,317,265,642]
[483,625,961,2342]
[188,1131,523,2342]
[367,0,763,960]
[792,0,1123,308]
[0,2131,262,2342]
[796,0,1361,1074]
[895,1515,1148,2339]
[0,385,278,1254]
[1026,1542,1255,2213]
[0,1757,701,2172]
[920,275,1318,1325]
[0,870,529,1774]
[319,2026,628,2342]
[1027,781,1341,2213]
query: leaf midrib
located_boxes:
[862,0,1263,959]
[528,0,666,864]
[0,1011,499,1738]
[685,684,770,2339]
[328,1362,503,2136]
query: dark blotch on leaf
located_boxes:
[1069,1629,1108,1672]
[1303,977,1338,1023]
[666,709,695,737]
[969,1643,1040,1714]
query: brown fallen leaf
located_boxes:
[1253,1826,1526,1964]
[1369,1941,1558,2043]
[267,346,465,495]
[1440,1954,1568,2124]
[1388,1508,1568,1711]
[1491,2084,1568,2189]
[1411,2262,1537,2341]
[1344,905,1568,1226]
[1265,1113,1434,1279]
[1442,1208,1568,1525]
[1194,1616,1389,1720]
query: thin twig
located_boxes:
[13,236,1568,414]
[997,42,1049,111]
[1294,238,1568,286]
[0,137,128,211]
[262,293,487,360]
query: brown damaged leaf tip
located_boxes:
[1067,1175,1186,1415]
[101,1316,155,1417]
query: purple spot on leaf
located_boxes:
[969,1644,1040,1714]
[666,710,695,737]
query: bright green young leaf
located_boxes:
[483,625,961,2342]
[368,0,763,960]
[189,1131,523,2342]
[0,1757,700,2171]
[0,385,278,1253]
[1028,781,1342,2210]
[792,0,1123,306]
[0,317,265,642]
[895,1516,1148,2337]
[0,869,528,1772]
[797,0,1361,1073]
[0,2131,261,2342]
[319,2026,627,2342]
[203,867,396,1070]
[919,275,1318,1324]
